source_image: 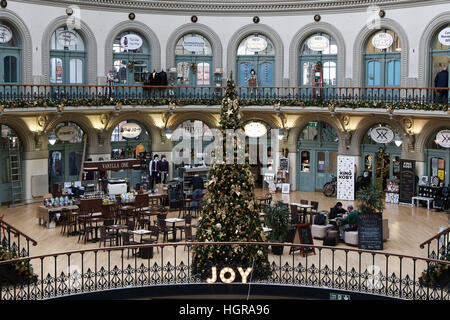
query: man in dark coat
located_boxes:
[434,67,449,103]
[157,154,169,184]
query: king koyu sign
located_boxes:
[337,156,355,201]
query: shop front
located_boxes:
[0,124,23,205]
[361,124,402,191]
[425,128,450,186]
[297,121,338,192]
[48,122,86,193]
[110,120,151,189]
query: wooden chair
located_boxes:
[60,209,77,237]
[300,199,308,205]
[156,213,172,242]
[148,225,160,253]
[289,204,302,225]
[183,226,194,251]
[120,232,139,259]
[77,215,94,244]
[98,225,117,248]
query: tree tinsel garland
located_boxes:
[0,98,448,111]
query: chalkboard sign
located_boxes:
[399,159,416,204]
[279,157,289,172]
[357,212,383,250]
[289,223,315,256]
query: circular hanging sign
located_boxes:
[0,25,12,44]
[370,126,394,144]
[371,32,394,49]
[57,30,78,48]
[244,122,267,138]
[245,37,268,52]
[120,122,142,139]
[120,34,143,51]
[182,36,206,52]
[56,126,78,142]
[436,130,450,148]
[438,27,450,46]
[307,35,329,51]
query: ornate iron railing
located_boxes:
[420,226,450,260]
[0,218,38,258]
[0,84,449,109]
[0,242,449,300]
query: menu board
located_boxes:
[357,212,383,250]
[289,224,315,256]
[279,157,289,172]
[399,159,416,204]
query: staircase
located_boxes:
[7,142,24,207]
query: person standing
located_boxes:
[434,66,449,103]
[157,154,169,184]
[148,154,159,192]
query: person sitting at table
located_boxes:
[337,205,359,241]
[328,202,347,220]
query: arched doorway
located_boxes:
[237,34,275,88]
[48,121,86,193]
[0,124,23,205]
[50,27,86,87]
[297,121,338,192]
[0,22,21,96]
[429,24,449,103]
[110,120,152,189]
[361,124,402,191]
[364,29,402,88]
[425,128,450,186]
[112,30,150,96]
[172,120,214,178]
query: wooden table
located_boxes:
[148,193,163,206]
[411,196,434,210]
[89,217,104,242]
[132,229,152,243]
[165,218,184,242]
[291,203,313,224]
[106,224,128,245]
[37,205,79,228]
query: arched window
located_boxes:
[430,24,449,91]
[364,29,401,87]
[175,33,212,86]
[50,27,85,84]
[0,22,20,84]
[113,31,150,85]
[237,34,275,86]
[299,32,337,86]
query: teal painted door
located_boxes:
[49,143,85,192]
[298,147,315,192]
[237,56,274,97]
[361,145,401,190]
[0,48,20,97]
[113,53,149,97]
[426,149,450,185]
[111,141,151,189]
[175,56,212,97]
[299,57,337,99]
[0,143,21,205]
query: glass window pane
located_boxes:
[329,152,337,173]
[114,59,127,84]
[323,61,336,86]
[69,151,82,176]
[50,28,84,51]
[50,151,62,177]
[301,151,310,172]
[366,29,401,53]
[69,58,83,84]
[302,62,314,85]
[50,57,63,84]
[175,33,212,55]
[113,31,149,54]
[176,61,190,85]
[237,34,275,56]
[197,62,210,85]
[317,151,325,173]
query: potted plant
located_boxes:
[356,184,385,214]
[419,252,450,288]
[264,200,290,255]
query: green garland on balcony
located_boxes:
[0,98,448,112]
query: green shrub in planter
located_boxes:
[264,201,290,255]
[356,184,385,214]
[0,246,37,285]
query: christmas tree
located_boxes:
[192,75,270,280]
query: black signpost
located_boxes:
[357,212,383,250]
[399,159,416,204]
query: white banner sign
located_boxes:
[337,156,355,201]
[307,35,329,51]
[370,126,394,144]
[182,36,206,52]
[0,25,12,44]
[436,130,450,148]
[245,37,268,52]
[120,122,142,138]
[372,32,393,49]
[120,34,143,51]
[438,27,450,46]
[56,126,78,142]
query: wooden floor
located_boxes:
[1,189,449,287]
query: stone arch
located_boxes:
[241,113,281,130]
[46,114,97,147]
[418,12,450,87]
[165,23,223,72]
[168,112,218,131]
[289,22,346,86]
[105,21,161,76]
[288,114,344,150]
[350,116,405,156]
[227,24,284,86]
[0,9,33,83]
[41,16,97,85]
[0,116,34,152]
[352,18,409,87]
[415,119,450,155]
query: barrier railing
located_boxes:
[420,226,450,260]
[0,84,448,107]
[0,242,449,300]
[0,217,38,258]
